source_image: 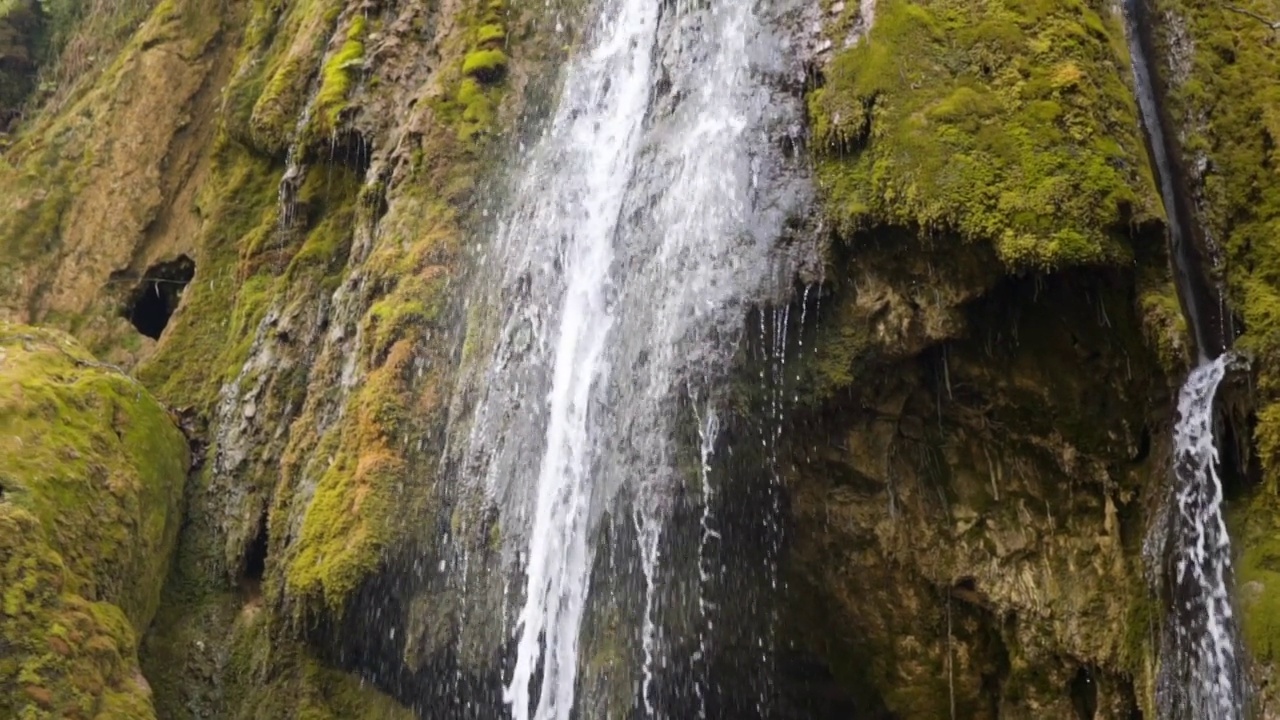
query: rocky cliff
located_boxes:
[0,0,1278,718]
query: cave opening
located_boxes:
[1070,665,1098,720]
[239,504,271,599]
[240,510,269,598]
[1131,424,1152,464]
[119,255,195,339]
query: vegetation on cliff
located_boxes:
[1158,0,1280,460]
[2,0,519,710]
[128,0,526,710]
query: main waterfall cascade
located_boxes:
[449,0,815,716]
[1122,1,1247,717]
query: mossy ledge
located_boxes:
[0,323,190,718]
[809,0,1161,271]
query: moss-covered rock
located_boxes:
[311,14,365,138]
[791,3,1180,714]
[0,323,189,718]
[810,0,1160,270]
[1157,1,1280,459]
[244,0,346,155]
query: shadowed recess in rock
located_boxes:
[115,255,196,340]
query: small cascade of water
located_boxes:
[1121,2,1248,715]
[277,101,314,232]
[1160,354,1247,719]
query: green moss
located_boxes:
[288,164,359,279]
[137,139,281,408]
[809,0,1158,270]
[367,285,443,360]
[0,324,188,719]
[312,14,366,138]
[276,103,491,619]
[445,6,508,143]
[1232,496,1280,666]
[243,0,346,154]
[0,324,189,626]
[475,22,506,46]
[280,243,449,611]
[251,54,313,153]
[457,77,494,124]
[1138,281,1191,372]
[461,48,508,82]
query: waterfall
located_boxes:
[1159,355,1247,719]
[1120,2,1247,715]
[453,0,812,717]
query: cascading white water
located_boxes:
[452,0,812,717]
[496,2,660,716]
[1164,354,1247,719]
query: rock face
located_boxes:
[0,324,189,718]
[782,1,1174,716]
[0,0,1278,718]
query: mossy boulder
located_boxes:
[0,323,189,718]
[312,13,366,138]
[810,0,1160,270]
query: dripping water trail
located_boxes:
[635,504,663,718]
[752,303,790,715]
[691,394,721,720]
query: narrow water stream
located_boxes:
[1121,2,1247,717]
[1121,0,1228,362]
